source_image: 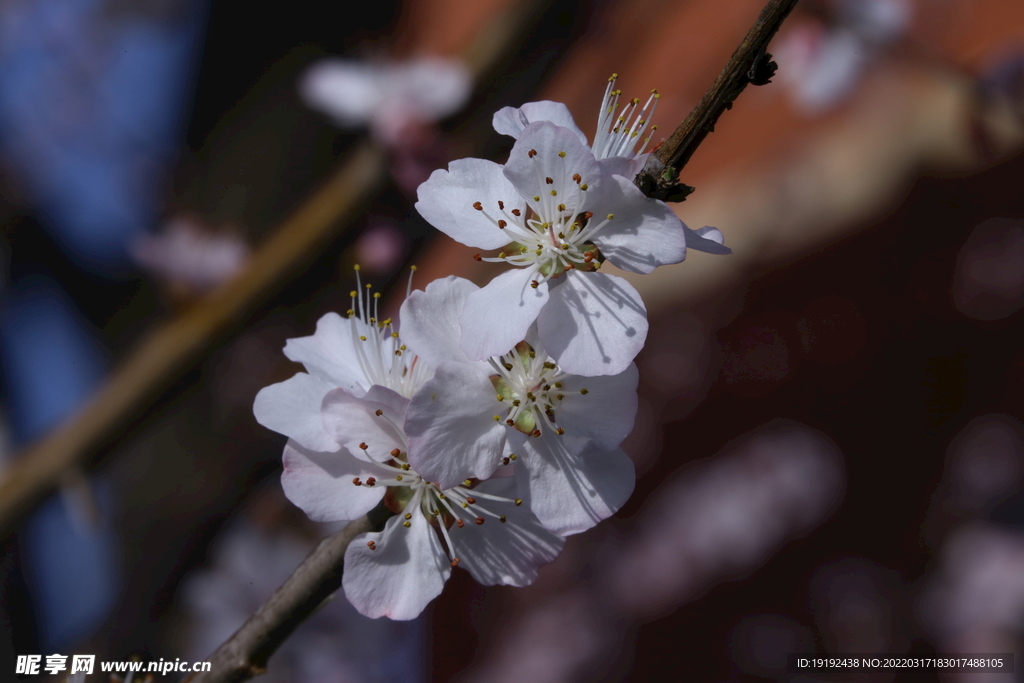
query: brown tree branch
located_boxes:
[635,0,800,201]
[183,513,378,683]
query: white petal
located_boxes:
[281,440,386,522]
[450,476,564,586]
[492,101,588,146]
[405,362,507,489]
[538,271,648,377]
[503,122,602,218]
[283,312,367,394]
[343,508,450,620]
[459,268,550,361]
[320,387,409,463]
[586,174,686,274]
[399,276,479,367]
[253,372,340,452]
[415,158,525,250]
[554,363,639,446]
[300,60,383,126]
[685,225,732,255]
[509,432,635,536]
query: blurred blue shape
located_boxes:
[0,275,118,651]
[0,0,204,272]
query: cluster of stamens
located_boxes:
[351,438,523,568]
[488,341,588,438]
[593,73,660,160]
[470,156,615,285]
[347,265,431,397]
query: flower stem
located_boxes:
[183,504,392,683]
[634,0,800,201]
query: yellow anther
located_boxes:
[374,292,381,299]
[558,151,566,157]
[353,264,361,271]
[403,521,411,528]
[410,264,417,271]
[607,213,615,220]
[464,479,473,487]
[392,332,399,338]
[359,336,367,341]
[396,475,403,481]
[550,190,557,196]
[580,184,588,191]
[609,73,618,81]
[533,196,541,202]
[404,512,412,520]
[493,415,501,421]
[496,395,504,402]
[509,454,517,461]
[350,290,357,297]
[514,498,522,505]
[580,388,589,395]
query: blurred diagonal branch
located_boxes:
[0,0,557,538]
[0,141,386,535]
[635,0,799,201]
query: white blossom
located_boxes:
[253,276,564,619]
[284,386,563,620]
[253,272,431,453]
[492,76,731,255]
[415,120,682,375]
[399,276,637,535]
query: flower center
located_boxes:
[487,341,587,439]
[470,155,616,286]
[351,443,522,568]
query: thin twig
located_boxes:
[183,514,378,683]
[635,0,799,201]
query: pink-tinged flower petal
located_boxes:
[554,363,639,446]
[405,361,507,489]
[509,432,635,536]
[450,476,564,586]
[300,60,383,126]
[343,507,450,620]
[399,276,479,367]
[492,101,588,146]
[538,271,647,377]
[283,312,368,394]
[321,386,410,463]
[459,268,550,361]
[685,225,731,255]
[254,372,340,453]
[585,174,686,274]
[415,158,525,250]
[281,440,387,522]
[503,121,602,219]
